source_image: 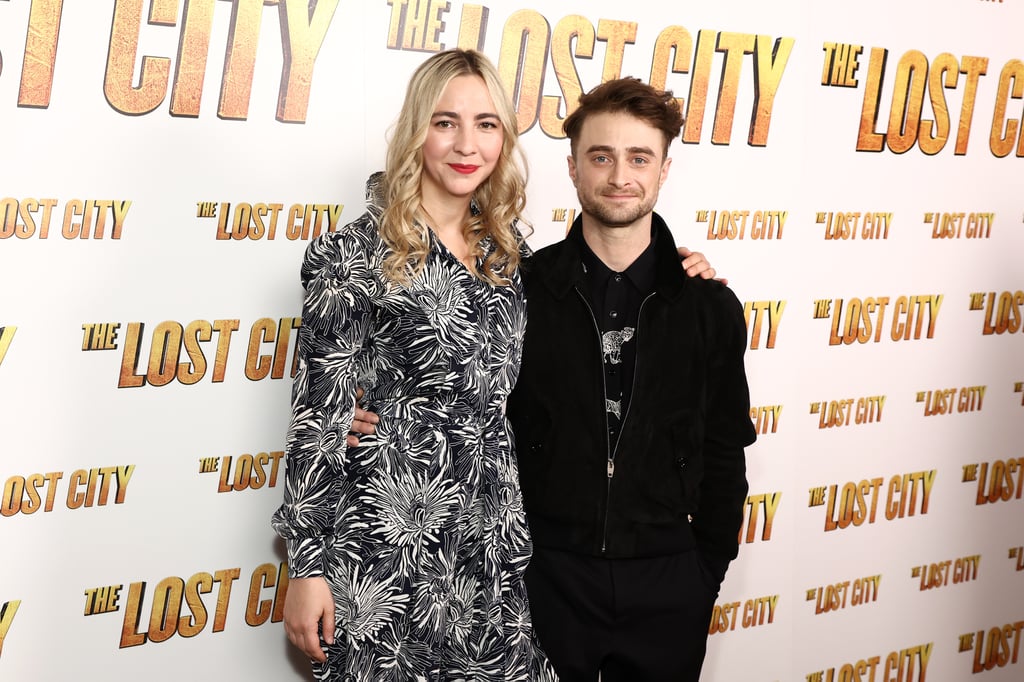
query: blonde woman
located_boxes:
[271,50,554,680]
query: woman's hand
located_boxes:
[677,247,727,286]
[283,576,335,662]
[346,386,380,447]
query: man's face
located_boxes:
[567,111,671,230]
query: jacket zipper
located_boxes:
[575,286,655,553]
[609,292,654,458]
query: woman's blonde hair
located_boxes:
[380,49,529,286]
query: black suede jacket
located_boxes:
[507,214,756,565]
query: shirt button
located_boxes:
[613,274,623,282]
[609,310,618,319]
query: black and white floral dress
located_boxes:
[272,186,552,681]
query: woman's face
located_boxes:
[419,74,505,214]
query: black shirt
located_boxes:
[573,226,658,452]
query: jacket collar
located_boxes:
[540,212,686,302]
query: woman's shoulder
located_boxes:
[480,219,531,257]
[299,212,384,289]
[306,210,380,256]
[309,173,387,252]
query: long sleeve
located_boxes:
[691,284,757,566]
[271,227,377,578]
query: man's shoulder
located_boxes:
[520,238,568,277]
[680,278,747,334]
[530,238,568,261]
[689,275,741,303]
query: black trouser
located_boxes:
[525,546,721,682]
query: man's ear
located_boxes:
[567,154,577,185]
[659,156,673,187]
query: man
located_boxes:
[504,77,756,681]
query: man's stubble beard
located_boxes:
[577,189,658,229]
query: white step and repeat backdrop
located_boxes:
[2,1,1023,680]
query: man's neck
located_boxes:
[580,214,654,272]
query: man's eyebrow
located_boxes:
[583,144,657,156]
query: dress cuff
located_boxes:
[286,537,327,579]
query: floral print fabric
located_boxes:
[272,201,551,681]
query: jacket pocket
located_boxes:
[672,413,705,512]
[508,407,553,500]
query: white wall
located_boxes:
[1,1,1022,680]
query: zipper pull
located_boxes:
[607,459,615,478]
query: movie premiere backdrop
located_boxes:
[1,1,1022,680]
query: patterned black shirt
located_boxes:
[574,226,657,452]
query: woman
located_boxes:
[271,49,553,680]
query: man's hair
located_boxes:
[562,77,683,158]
